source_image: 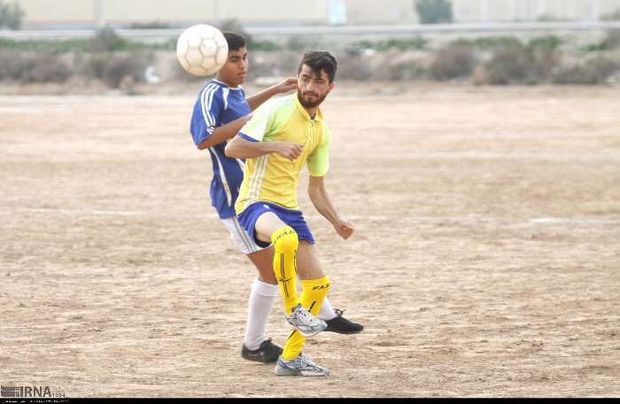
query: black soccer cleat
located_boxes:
[241,338,283,363]
[324,309,364,334]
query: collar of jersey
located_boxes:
[293,94,323,122]
[212,79,244,90]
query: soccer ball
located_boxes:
[176,24,228,77]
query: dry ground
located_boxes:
[0,83,618,397]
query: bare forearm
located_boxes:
[246,85,279,111]
[225,137,279,159]
[226,135,304,160]
[309,186,340,225]
[246,77,297,111]
[309,176,354,239]
[197,115,250,150]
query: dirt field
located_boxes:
[0,83,618,398]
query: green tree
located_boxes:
[0,0,25,30]
[90,27,128,52]
[415,0,453,24]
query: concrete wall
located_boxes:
[345,0,419,24]
[454,0,620,23]
[17,0,96,24]
[16,0,328,27]
[14,0,620,28]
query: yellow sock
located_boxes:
[282,276,330,360]
[271,225,300,314]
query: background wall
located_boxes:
[13,0,620,29]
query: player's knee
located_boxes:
[271,225,298,253]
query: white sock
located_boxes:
[296,277,336,321]
[243,278,278,350]
[318,296,337,321]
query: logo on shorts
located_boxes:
[312,283,330,290]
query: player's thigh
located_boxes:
[254,211,288,243]
[221,217,277,284]
[295,241,325,280]
[221,217,262,255]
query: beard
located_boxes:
[297,90,327,108]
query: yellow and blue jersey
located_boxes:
[235,94,331,214]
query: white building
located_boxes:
[13,0,620,28]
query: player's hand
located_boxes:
[334,219,354,240]
[274,141,304,160]
[276,77,298,94]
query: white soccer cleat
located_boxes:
[285,304,327,337]
[275,353,330,377]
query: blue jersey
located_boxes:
[190,79,252,219]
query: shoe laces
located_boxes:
[299,353,316,368]
[333,308,345,318]
[296,306,317,323]
[299,354,327,372]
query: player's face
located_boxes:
[217,47,248,87]
[297,65,334,109]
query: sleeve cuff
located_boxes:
[194,129,213,146]
[238,133,259,142]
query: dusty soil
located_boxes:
[0,83,618,397]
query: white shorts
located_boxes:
[221,216,264,255]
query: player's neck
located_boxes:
[305,106,319,119]
[215,76,240,88]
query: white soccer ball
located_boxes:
[176,24,228,77]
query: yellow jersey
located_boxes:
[235,94,331,214]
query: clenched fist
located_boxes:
[334,219,354,240]
[274,142,304,161]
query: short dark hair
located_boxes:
[297,50,337,83]
[223,32,246,51]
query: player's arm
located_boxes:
[196,114,252,150]
[225,101,303,160]
[308,175,354,240]
[225,135,303,160]
[306,126,352,238]
[193,85,251,150]
[246,77,297,111]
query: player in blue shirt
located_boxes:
[189,32,363,363]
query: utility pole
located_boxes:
[480,0,489,22]
[536,0,546,19]
[509,0,516,21]
[328,0,347,25]
[509,0,526,21]
[591,0,600,21]
[94,0,105,27]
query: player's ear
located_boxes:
[329,82,335,91]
